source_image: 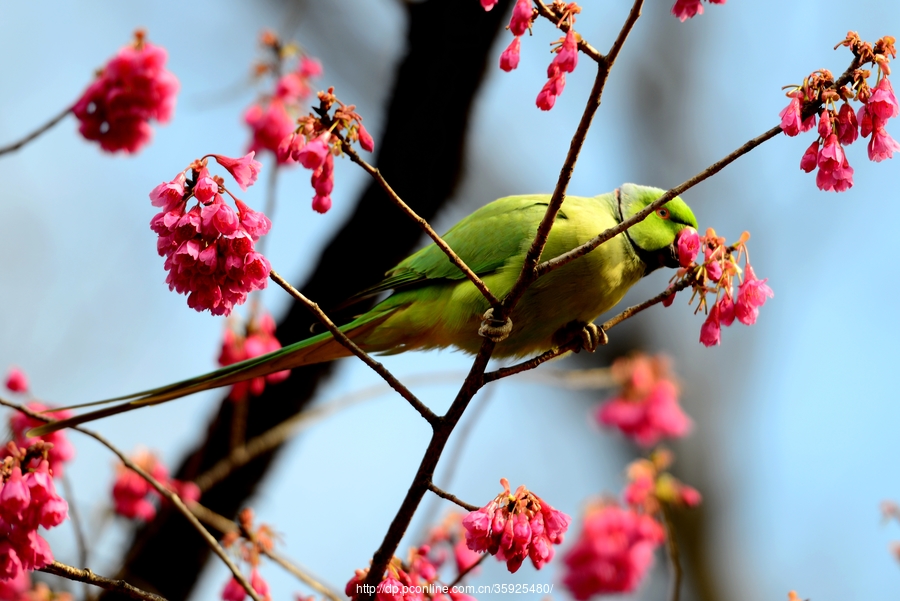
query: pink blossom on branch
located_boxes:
[595,354,691,446]
[462,478,570,573]
[8,402,75,476]
[150,158,272,315]
[72,30,178,154]
[212,153,263,191]
[111,449,199,521]
[562,502,665,598]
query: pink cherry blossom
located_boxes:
[671,0,703,21]
[837,103,859,145]
[299,57,323,79]
[699,303,721,346]
[815,154,854,192]
[868,125,900,161]
[295,134,331,170]
[72,32,178,153]
[8,403,75,476]
[799,140,819,172]
[213,153,263,191]
[734,265,774,326]
[244,99,296,164]
[676,227,700,267]
[779,97,803,136]
[597,379,692,446]
[817,109,833,138]
[481,0,498,10]
[867,77,900,122]
[552,30,578,74]
[562,503,665,598]
[462,479,569,573]
[111,449,198,521]
[499,37,521,72]
[509,0,532,36]
[4,367,28,393]
[817,134,845,171]
[222,577,246,601]
[218,311,289,402]
[150,173,187,210]
[250,569,270,601]
[193,167,219,204]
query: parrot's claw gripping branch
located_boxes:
[579,323,607,352]
[478,308,513,342]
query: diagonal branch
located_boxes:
[426,482,479,512]
[269,270,439,427]
[0,399,264,601]
[0,104,72,156]
[340,142,500,307]
[39,562,169,601]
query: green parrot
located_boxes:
[31,183,696,435]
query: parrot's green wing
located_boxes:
[347,195,561,303]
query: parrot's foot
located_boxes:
[578,323,608,353]
[478,308,513,342]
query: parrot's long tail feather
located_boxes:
[28,311,394,436]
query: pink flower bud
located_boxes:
[296,134,331,170]
[1,467,31,520]
[221,577,246,601]
[671,0,704,21]
[213,153,263,191]
[800,140,820,173]
[778,97,802,136]
[509,0,532,36]
[299,57,323,79]
[499,37,521,73]
[836,103,859,146]
[553,30,578,74]
[5,366,28,393]
[699,304,721,346]
[817,109,833,138]
[358,124,375,152]
[194,168,219,204]
[481,0,498,10]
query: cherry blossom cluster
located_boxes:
[72,30,178,154]
[595,353,691,447]
[780,34,898,192]
[220,509,273,601]
[344,514,482,601]
[218,310,289,402]
[0,576,72,601]
[462,478,570,573]
[487,0,584,111]
[5,369,75,478]
[670,0,725,22]
[0,444,68,583]
[562,501,664,598]
[150,153,272,316]
[666,227,773,347]
[111,448,199,521]
[562,452,700,598]
[243,31,323,164]
[278,88,374,213]
[345,548,476,601]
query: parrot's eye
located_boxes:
[656,207,670,220]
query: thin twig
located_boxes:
[0,399,264,601]
[269,269,439,427]
[661,504,683,601]
[495,0,645,324]
[426,482,479,512]
[60,473,89,569]
[339,142,500,307]
[535,126,782,277]
[0,104,72,156]
[189,502,344,601]
[485,279,691,383]
[39,562,168,601]
[448,553,488,588]
[195,372,473,493]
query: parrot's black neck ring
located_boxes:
[616,188,665,277]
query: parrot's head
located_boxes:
[617,183,698,275]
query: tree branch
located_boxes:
[426,482,479,512]
[0,399,263,601]
[38,562,169,601]
[340,142,500,307]
[661,504,684,601]
[0,104,72,156]
[269,269,439,427]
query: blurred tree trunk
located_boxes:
[100,2,513,600]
